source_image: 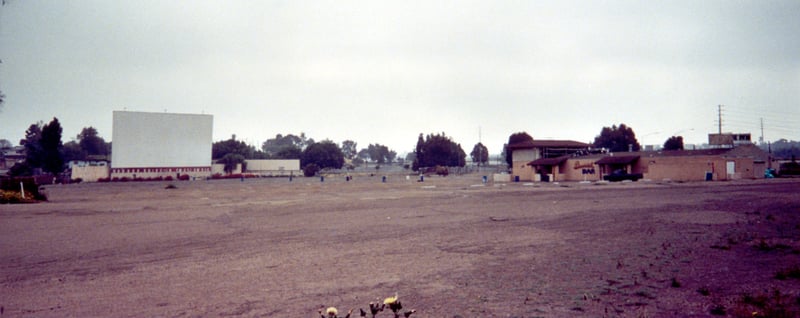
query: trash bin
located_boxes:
[514,176,520,182]
[482,176,488,183]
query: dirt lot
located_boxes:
[1,176,799,317]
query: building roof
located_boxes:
[507,140,591,150]
[595,155,640,165]
[527,156,570,166]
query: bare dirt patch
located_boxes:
[1,176,799,317]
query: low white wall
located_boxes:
[245,160,300,176]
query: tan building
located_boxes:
[508,140,591,181]
[527,144,770,182]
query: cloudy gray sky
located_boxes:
[1,1,798,155]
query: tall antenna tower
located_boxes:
[717,105,723,134]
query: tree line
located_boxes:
[3,118,110,177]
[8,116,792,179]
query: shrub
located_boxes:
[304,163,320,177]
[0,177,47,201]
[0,190,38,204]
[178,174,190,181]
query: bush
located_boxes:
[178,174,190,181]
[0,190,37,204]
[0,177,47,201]
[779,161,800,176]
[303,163,320,177]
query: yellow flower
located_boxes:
[384,293,398,305]
[326,307,338,316]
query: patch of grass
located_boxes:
[757,239,791,252]
[634,291,656,299]
[775,265,800,281]
[732,290,798,318]
[742,293,769,308]
[709,304,726,316]
[670,277,681,288]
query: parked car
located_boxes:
[604,169,643,182]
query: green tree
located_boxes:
[504,132,534,167]
[365,143,394,164]
[301,140,344,170]
[763,139,800,159]
[274,146,302,159]
[470,142,489,166]
[341,140,358,160]
[262,133,314,158]
[413,132,466,171]
[212,134,255,159]
[663,136,684,151]
[217,153,245,174]
[77,126,108,156]
[62,141,86,162]
[40,117,65,175]
[21,122,44,169]
[593,124,641,152]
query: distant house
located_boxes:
[507,140,591,182]
[0,146,26,175]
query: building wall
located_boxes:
[644,156,718,181]
[561,159,601,182]
[212,163,241,175]
[635,156,760,182]
[71,165,110,182]
[245,159,300,176]
[111,111,213,179]
[545,155,764,182]
[110,166,212,180]
[512,149,539,181]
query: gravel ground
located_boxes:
[1,176,799,317]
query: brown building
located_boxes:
[526,144,770,182]
[508,140,591,181]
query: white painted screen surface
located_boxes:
[111,111,213,168]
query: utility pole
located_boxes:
[760,117,764,144]
[477,126,482,171]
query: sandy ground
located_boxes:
[1,175,799,317]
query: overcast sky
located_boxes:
[1,1,798,155]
